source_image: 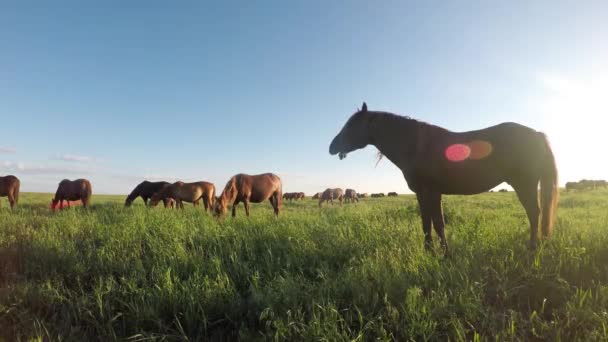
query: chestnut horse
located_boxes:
[52,179,92,209]
[344,189,359,203]
[0,175,20,209]
[214,173,282,217]
[318,188,343,207]
[125,181,171,207]
[149,181,216,211]
[330,102,558,252]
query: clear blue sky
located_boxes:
[1,1,607,194]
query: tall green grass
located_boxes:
[1,190,608,340]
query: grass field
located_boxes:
[1,190,608,341]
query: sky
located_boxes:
[1,0,607,195]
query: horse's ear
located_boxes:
[361,102,367,112]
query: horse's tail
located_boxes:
[13,179,20,205]
[540,134,559,237]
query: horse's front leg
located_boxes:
[232,199,240,217]
[416,191,433,251]
[430,192,448,255]
[243,198,251,217]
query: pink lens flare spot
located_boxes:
[445,144,471,162]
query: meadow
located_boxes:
[1,190,608,341]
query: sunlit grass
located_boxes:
[1,190,608,340]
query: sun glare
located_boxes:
[537,72,608,182]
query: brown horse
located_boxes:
[52,179,92,209]
[312,192,321,199]
[214,173,282,217]
[296,192,305,200]
[0,175,20,209]
[125,181,171,207]
[357,193,368,198]
[329,102,558,252]
[388,192,399,197]
[149,181,216,211]
[319,188,343,207]
[344,189,359,203]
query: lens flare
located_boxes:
[468,140,493,160]
[445,140,493,162]
[445,144,471,162]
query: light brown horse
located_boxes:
[329,102,558,252]
[318,188,343,207]
[344,188,359,203]
[52,179,92,209]
[214,173,282,217]
[0,175,20,209]
[149,181,216,211]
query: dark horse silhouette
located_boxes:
[329,102,558,253]
[125,181,171,207]
[52,179,92,209]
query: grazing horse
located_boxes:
[52,179,92,209]
[214,173,282,217]
[296,192,305,200]
[329,102,558,252]
[388,192,398,197]
[149,181,216,211]
[565,182,580,192]
[319,188,343,207]
[344,189,359,203]
[312,192,321,199]
[0,175,20,209]
[125,181,171,207]
[357,193,368,198]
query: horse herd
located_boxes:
[565,179,607,191]
[4,102,601,252]
[0,173,396,216]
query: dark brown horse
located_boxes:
[125,181,171,207]
[0,175,20,209]
[149,181,216,211]
[214,173,282,217]
[318,188,343,207]
[329,102,558,252]
[388,192,399,197]
[295,192,305,200]
[52,179,92,209]
[357,193,368,198]
[312,192,321,199]
[344,189,359,203]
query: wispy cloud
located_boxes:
[0,161,93,175]
[0,147,16,154]
[55,154,102,163]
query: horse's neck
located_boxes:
[369,114,420,167]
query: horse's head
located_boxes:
[330,102,371,160]
[148,194,161,207]
[214,195,228,216]
[51,198,59,209]
[124,197,133,207]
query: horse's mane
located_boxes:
[362,110,432,167]
[221,176,237,202]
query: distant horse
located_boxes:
[0,175,20,209]
[312,192,321,199]
[565,182,581,192]
[329,102,558,252]
[371,193,385,198]
[125,181,171,207]
[296,192,305,200]
[214,173,282,217]
[344,189,359,203]
[149,181,216,211]
[357,193,368,198]
[319,188,343,207]
[388,192,399,197]
[52,179,92,209]
[283,192,292,200]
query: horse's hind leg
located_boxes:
[232,199,240,217]
[513,183,540,248]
